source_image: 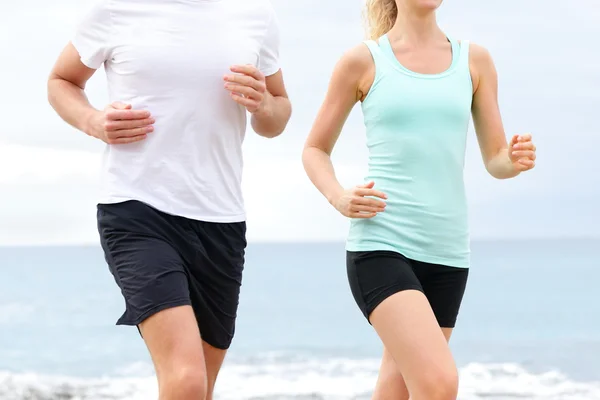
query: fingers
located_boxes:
[339,182,389,219]
[108,134,148,145]
[230,64,264,82]
[343,184,388,219]
[355,188,388,200]
[350,212,378,219]
[106,109,152,121]
[105,126,154,143]
[515,158,535,171]
[223,65,266,113]
[511,150,536,160]
[511,133,536,171]
[350,196,386,210]
[223,71,266,93]
[105,117,155,132]
[509,134,519,147]
[351,205,385,213]
[230,93,261,112]
[111,101,132,110]
[513,141,536,152]
[517,133,532,142]
[100,104,154,144]
[224,83,261,100]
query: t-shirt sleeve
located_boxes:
[71,0,112,69]
[258,6,281,77]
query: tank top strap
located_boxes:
[375,35,397,65]
[363,39,385,62]
[362,39,393,88]
[456,39,470,70]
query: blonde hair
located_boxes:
[364,0,398,40]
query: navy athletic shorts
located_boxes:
[97,200,246,349]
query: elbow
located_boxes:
[47,77,59,108]
[302,145,328,168]
[485,160,519,180]
[252,110,291,139]
[488,169,508,180]
[301,146,313,170]
[46,75,67,106]
[484,161,505,179]
[258,125,285,139]
[301,146,311,167]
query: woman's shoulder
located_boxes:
[467,42,495,66]
[464,42,498,92]
[336,42,376,73]
[328,43,377,100]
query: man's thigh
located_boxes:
[187,220,247,350]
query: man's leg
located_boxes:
[202,341,227,400]
[98,201,216,399]
[186,220,248,398]
[139,305,207,400]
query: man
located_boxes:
[47,0,291,398]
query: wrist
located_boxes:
[487,151,521,179]
[252,92,274,119]
[510,162,522,176]
[81,108,101,138]
[326,186,344,206]
[505,151,522,177]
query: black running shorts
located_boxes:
[347,250,468,328]
[97,200,247,349]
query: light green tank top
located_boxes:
[345,34,473,268]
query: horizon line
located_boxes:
[0,235,598,248]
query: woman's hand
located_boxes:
[332,181,387,219]
[508,133,536,172]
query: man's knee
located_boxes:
[161,365,208,400]
[414,366,459,400]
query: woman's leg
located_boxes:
[371,259,469,400]
[372,328,454,400]
[369,291,459,400]
[346,252,465,399]
[372,347,409,400]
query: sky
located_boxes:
[0,0,598,246]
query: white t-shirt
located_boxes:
[72,0,280,222]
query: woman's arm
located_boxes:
[302,44,387,218]
[470,44,536,179]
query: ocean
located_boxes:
[1,239,599,399]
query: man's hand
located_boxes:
[224,65,269,114]
[87,102,155,145]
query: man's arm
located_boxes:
[48,43,100,136]
[224,66,291,138]
[48,43,154,144]
[250,70,291,138]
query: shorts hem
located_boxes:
[346,244,470,269]
[116,298,192,327]
[365,284,424,324]
[203,336,233,351]
[437,320,458,329]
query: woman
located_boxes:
[302,0,536,399]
